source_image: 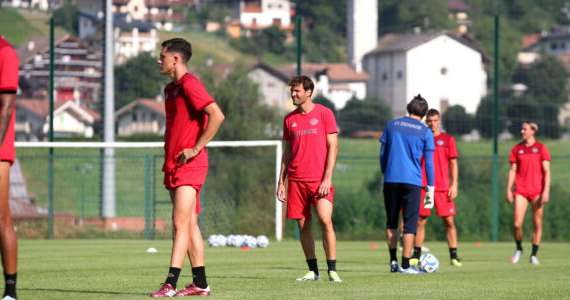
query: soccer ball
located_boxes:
[207,235,222,247]
[256,235,269,248]
[244,235,257,248]
[419,253,439,273]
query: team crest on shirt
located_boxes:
[518,149,524,154]
[291,122,297,128]
[310,118,319,126]
[437,140,444,146]
[532,147,539,153]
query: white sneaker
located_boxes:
[530,256,540,265]
[2,296,16,300]
[511,250,522,264]
[399,266,421,274]
[296,271,320,281]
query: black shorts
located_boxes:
[383,182,421,234]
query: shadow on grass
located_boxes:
[21,288,144,296]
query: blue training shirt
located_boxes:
[380,116,435,187]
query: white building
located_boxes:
[363,32,487,116]
[240,0,291,30]
[0,0,58,10]
[249,63,368,112]
[115,98,165,136]
[347,0,377,73]
[113,13,159,64]
[16,99,100,140]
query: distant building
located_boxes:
[115,98,165,136]
[113,13,159,64]
[238,0,292,36]
[16,99,101,140]
[17,35,102,106]
[448,0,471,35]
[0,0,61,10]
[363,32,487,116]
[249,62,368,112]
[77,0,160,63]
[112,0,194,31]
[518,26,570,127]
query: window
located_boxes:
[396,71,403,79]
[440,67,448,75]
[382,73,388,81]
[551,43,558,50]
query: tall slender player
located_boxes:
[277,76,342,282]
[506,122,550,265]
[413,109,462,267]
[0,36,19,300]
[150,38,225,297]
[380,95,435,274]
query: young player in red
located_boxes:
[0,36,19,300]
[150,38,225,297]
[506,122,550,265]
[277,76,341,282]
[413,109,462,267]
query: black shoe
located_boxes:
[390,260,399,273]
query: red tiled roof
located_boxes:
[448,0,470,12]
[116,98,165,117]
[17,98,100,121]
[522,33,541,49]
[277,63,368,82]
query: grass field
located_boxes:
[18,240,570,299]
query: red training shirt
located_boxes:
[162,73,214,173]
[509,141,551,194]
[283,104,338,182]
[422,133,459,192]
[0,36,19,163]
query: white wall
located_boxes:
[406,35,486,114]
[240,0,291,28]
[248,68,293,112]
[364,51,407,115]
[347,0,378,72]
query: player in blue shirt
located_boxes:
[380,94,435,274]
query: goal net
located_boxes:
[14,141,283,240]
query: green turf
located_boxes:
[18,239,570,299]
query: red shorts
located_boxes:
[163,166,208,214]
[419,190,456,218]
[287,180,334,219]
[514,189,541,201]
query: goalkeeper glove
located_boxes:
[424,186,435,209]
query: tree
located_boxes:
[443,105,474,135]
[259,25,287,55]
[379,0,452,34]
[513,55,568,106]
[114,53,167,110]
[199,67,278,140]
[313,94,336,115]
[53,0,79,35]
[337,97,393,136]
[475,96,506,138]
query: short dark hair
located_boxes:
[407,94,429,117]
[288,75,314,95]
[161,38,192,62]
[426,108,440,118]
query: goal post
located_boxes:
[15,140,284,241]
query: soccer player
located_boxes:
[380,95,434,274]
[276,75,342,283]
[413,109,462,267]
[506,121,550,265]
[0,36,19,300]
[150,38,225,297]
